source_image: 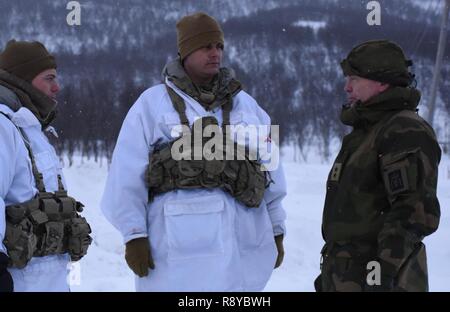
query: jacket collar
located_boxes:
[162,59,241,112]
[0,69,57,129]
[340,86,421,128]
[0,104,41,128]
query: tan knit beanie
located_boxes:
[0,40,56,82]
[176,12,224,61]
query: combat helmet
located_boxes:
[340,40,414,87]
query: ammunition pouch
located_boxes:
[1,115,92,269]
[4,218,37,269]
[67,216,93,262]
[147,134,268,207]
[150,82,269,207]
[3,192,92,269]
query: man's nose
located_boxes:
[52,82,60,94]
[344,80,352,93]
[209,47,220,58]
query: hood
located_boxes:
[340,86,421,128]
[162,58,241,111]
[0,69,57,128]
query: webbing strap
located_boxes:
[166,86,190,128]
[221,96,232,141]
[165,85,234,137]
[57,174,65,192]
[0,111,65,193]
[16,128,47,193]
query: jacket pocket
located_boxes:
[236,199,274,251]
[164,195,225,260]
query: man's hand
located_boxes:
[0,252,13,292]
[125,237,155,277]
[274,234,284,269]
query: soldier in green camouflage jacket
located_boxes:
[315,40,441,292]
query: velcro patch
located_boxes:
[384,166,409,195]
[330,163,343,182]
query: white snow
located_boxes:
[292,20,327,35]
[409,0,442,12]
[63,149,450,292]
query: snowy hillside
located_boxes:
[2,0,448,162]
[63,150,450,292]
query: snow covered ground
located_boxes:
[63,149,450,292]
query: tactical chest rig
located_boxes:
[146,85,269,208]
[1,114,92,269]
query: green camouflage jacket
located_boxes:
[322,86,441,281]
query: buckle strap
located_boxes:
[16,127,47,193]
[1,113,66,193]
[166,86,190,131]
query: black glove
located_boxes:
[274,235,284,269]
[0,252,13,292]
[314,274,323,292]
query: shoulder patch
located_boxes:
[384,166,409,195]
